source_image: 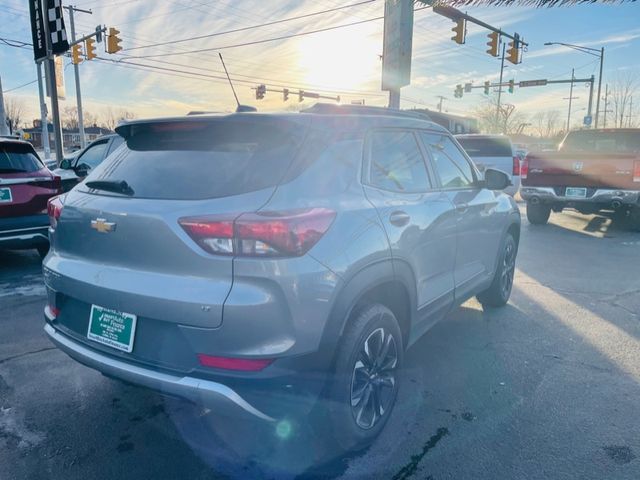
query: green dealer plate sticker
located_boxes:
[0,188,12,203]
[87,305,137,353]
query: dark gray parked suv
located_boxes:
[43,106,520,449]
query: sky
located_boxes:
[1,0,639,130]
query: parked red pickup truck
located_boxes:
[520,129,640,230]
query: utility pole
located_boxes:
[436,95,446,112]
[65,5,92,149]
[0,75,9,136]
[595,47,604,128]
[36,63,51,159]
[565,69,575,132]
[496,43,506,134]
[603,84,609,128]
[40,2,64,165]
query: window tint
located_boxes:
[77,141,109,169]
[0,143,43,173]
[456,136,513,157]
[368,131,430,192]
[83,119,306,200]
[560,130,640,153]
[421,133,475,189]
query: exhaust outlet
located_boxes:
[611,200,622,209]
[530,196,540,205]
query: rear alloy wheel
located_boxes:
[526,202,551,225]
[477,233,517,308]
[325,304,403,450]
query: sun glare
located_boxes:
[297,24,381,91]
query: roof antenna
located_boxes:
[219,53,256,113]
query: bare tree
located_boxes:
[531,110,562,138]
[101,107,136,131]
[473,98,525,134]
[62,106,79,130]
[610,73,639,128]
[4,96,25,134]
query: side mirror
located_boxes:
[60,158,71,169]
[75,163,90,177]
[484,168,511,191]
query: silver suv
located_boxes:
[43,106,520,449]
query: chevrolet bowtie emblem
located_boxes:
[91,218,116,233]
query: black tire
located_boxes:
[324,304,403,451]
[526,202,551,225]
[477,233,517,308]
[36,244,49,259]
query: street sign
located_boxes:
[464,83,473,93]
[381,0,414,91]
[45,56,65,100]
[583,115,593,126]
[519,79,548,88]
[29,0,70,61]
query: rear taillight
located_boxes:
[633,160,640,183]
[179,208,336,257]
[512,156,521,176]
[197,354,273,371]
[47,195,64,229]
[521,156,529,180]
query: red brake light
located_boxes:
[197,354,273,371]
[47,195,64,229]
[633,160,640,183]
[521,156,529,180]
[512,156,521,176]
[179,208,335,257]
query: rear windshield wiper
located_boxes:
[85,179,135,196]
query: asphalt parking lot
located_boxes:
[1,207,639,480]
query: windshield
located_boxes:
[456,136,513,157]
[0,143,43,173]
[560,130,640,153]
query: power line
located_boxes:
[3,79,38,93]
[124,0,377,51]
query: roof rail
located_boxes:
[301,103,432,121]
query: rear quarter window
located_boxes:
[82,118,307,200]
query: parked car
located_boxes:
[520,128,640,229]
[455,134,520,196]
[0,137,61,257]
[53,134,124,192]
[43,107,520,449]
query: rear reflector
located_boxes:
[180,208,336,257]
[197,354,274,371]
[47,195,65,229]
[512,156,521,176]
[521,156,529,180]
[633,160,640,183]
[46,305,60,318]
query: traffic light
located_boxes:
[486,32,499,57]
[454,84,464,98]
[71,43,83,65]
[508,79,515,94]
[451,18,466,45]
[484,81,491,95]
[283,88,289,102]
[507,34,520,65]
[255,84,266,100]
[85,38,96,60]
[464,83,473,93]
[106,27,122,54]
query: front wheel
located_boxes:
[477,233,517,308]
[526,202,551,225]
[324,304,403,451]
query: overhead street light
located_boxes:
[544,41,605,128]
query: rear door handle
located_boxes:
[455,203,469,214]
[389,211,411,227]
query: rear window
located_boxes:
[0,143,43,173]
[83,118,306,200]
[456,137,513,157]
[560,130,640,153]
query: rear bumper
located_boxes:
[521,186,640,207]
[0,214,49,249]
[44,318,276,422]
